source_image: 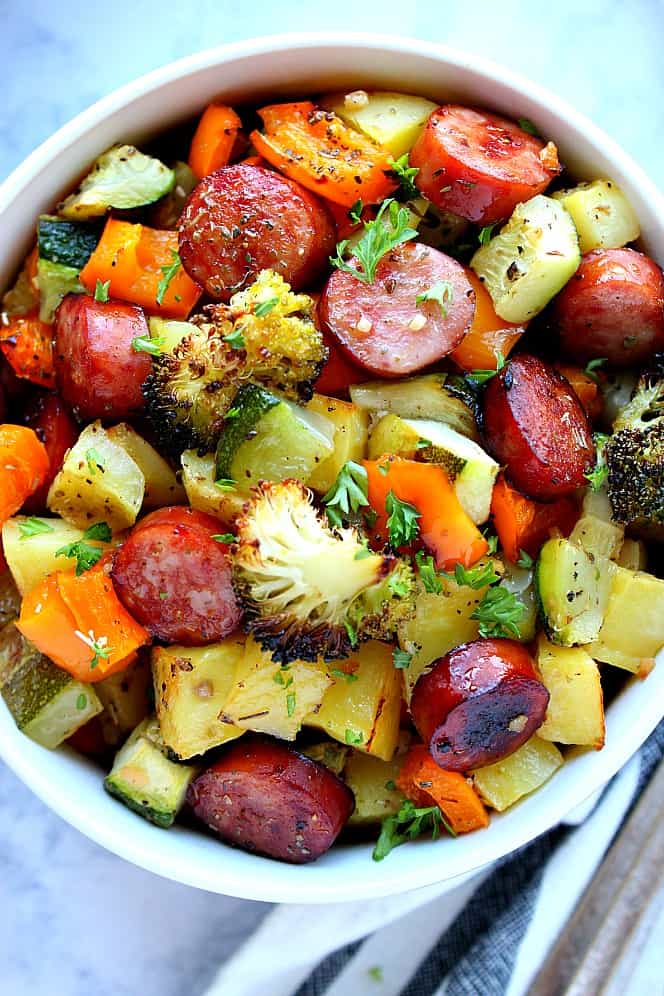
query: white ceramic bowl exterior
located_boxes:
[1,34,663,903]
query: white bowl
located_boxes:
[1,33,663,904]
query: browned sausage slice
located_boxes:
[319,242,475,377]
[482,353,595,500]
[178,163,336,300]
[112,513,240,646]
[187,736,355,863]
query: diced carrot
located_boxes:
[397,744,489,834]
[554,363,603,420]
[450,269,524,372]
[324,200,377,241]
[364,457,488,571]
[0,424,50,524]
[189,103,242,178]
[0,311,55,388]
[314,332,366,397]
[79,218,201,319]
[490,472,579,563]
[250,101,397,207]
[240,155,266,168]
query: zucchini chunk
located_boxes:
[2,516,114,596]
[215,384,335,496]
[536,537,612,646]
[37,258,84,323]
[0,621,102,749]
[104,716,195,828]
[587,566,664,675]
[552,179,640,253]
[368,415,498,523]
[58,145,175,220]
[471,194,580,323]
[535,635,605,748]
[37,215,101,270]
[96,655,152,747]
[350,374,479,441]
[471,736,563,812]
[320,90,437,157]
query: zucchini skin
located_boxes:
[38,215,101,270]
[215,384,281,481]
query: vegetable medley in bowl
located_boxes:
[1,86,663,866]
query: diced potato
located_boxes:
[106,423,186,509]
[305,640,402,761]
[587,566,664,675]
[180,450,244,523]
[148,316,195,353]
[2,516,114,595]
[616,538,647,571]
[221,637,332,740]
[96,655,152,747]
[47,422,145,531]
[552,179,640,253]
[472,736,564,811]
[152,639,245,759]
[569,514,624,561]
[302,740,349,776]
[397,580,486,701]
[321,90,437,158]
[343,749,406,826]
[536,636,605,748]
[306,394,369,494]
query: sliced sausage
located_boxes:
[21,392,78,513]
[554,248,664,367]
[483,353,595,500]
[187,736,355,863]
[133,506,226,536]
[410,639,549,771]
[178,163,336,301]
[410,105,560,225]
[112,511,240,645]
[319,242,475,377]
[55,295,151,421]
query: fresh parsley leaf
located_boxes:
[286,691,296,717]
[212,533,235,544]
[478,224,496,246]
[354,539,373,560]
[385,491,420,547]
[330,668,359,683]
[392,647,412,669]
[18,517,54,540]
[415,550,442,594]
[518,117,540,136]
[323,461,370,527]
[390,153,420,199]
[83,522,112,542]
[156,250,181,306]
[254,296,279,317]
[224,407,240,420]
[415,281,454,316]
[90,641,112,670]
[223,329,246,350]
[466,352,506,386]
[345,728,364,746]
[344,618,359,648]
[483,528,499,555]
[349,199,364,225]
[368,966,384,983]
[416,438,432,450]
[516,549,534,569]
[471,586,525,639]
[584,357,607,384]
[330,198,417,285]
[373,799,455,862]
[387,572,411,597]
[273,670,293,688]
[584,433,610,492]
[215,478,236,491]
[132,335,165,356]
[385,780,397,791]
[56,521,111,575]
[85,447,104,477]
[94,279,110,302]
[442,561,499,590]
[76,693,88,710]
[377,462,390,477]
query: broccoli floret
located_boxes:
[606,359,664,539]
[233,479,414,664]
[143,270,327,455]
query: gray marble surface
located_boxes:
[1,2,663,994]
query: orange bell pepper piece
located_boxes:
[0,424,50,525]
[364,457,488,571]
[490,472,579,563]
[0,311,55,388]
[17,567,149,683]
[251,101,397,207]
[450,269,524,372]
[397,744,489,834]
[189,103,242,178]
[554,363,603,420]
[79,218,201,319]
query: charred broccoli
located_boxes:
[233,479,414,664]
[606,357,664,540]
[143,270,328,454]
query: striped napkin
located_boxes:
[203,722,663,996]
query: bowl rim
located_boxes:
[1,31,663,903]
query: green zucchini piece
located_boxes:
[37,215,101,270]
[499,563,537,642]
[215,383,335,496]
[37,258,84,323]
[536,538,612,646]
[149,161,198,230]
[58,145,175,220]
[350,374,479,441]
[104,716,195,828]
[0,622,102,749]
[471,195,581,323]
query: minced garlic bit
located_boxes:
[356,315,373,333]
[344,90,369,109]
[539,141,560,172]
[408,314,427,332]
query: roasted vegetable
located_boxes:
[143,270,327,454]
[471,736,563,811]
[58,145,175,220]
[233,479,414,664]
[535,636,605,748]
[587,565,664,674]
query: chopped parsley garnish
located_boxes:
[75,629,113,670]
[584,432,610,492]
[354,539,373,560]
[368,966,384,983]
[415,280,454,316]
[323,460,370,527]
[330,198,417,285]
[345,727,364,746]
[415,550,442,594]
[56,522,112,575]
[212,533,235,544]
[349,199,364,225]
[390,153,420,199]
[344,618,359,648]
[584,357,607,384]
[416,438,432,450]
[385,491,420,547]
[156,250,181,306]
[518,117,540,137]
[215,478,236,491]
[254,296,279,317]
[223,329,246,350]
[84,522,113,542]
[483,528,499,555]
[330,668,359,683]
[273,670,293,688]
[85,447,104,476]
[471,585,525,639]
[18,517,54,540]
[224,407,240,420]
[516,549,534,569]
[387,572,411,597]
[373,799,455,862]
[94,279,110,302]
[478,224,496,246]
[392,647,412,669]
[132,335,165,356]
[442,561,499,590]
[466,352,506,386]
[286,691,296,717]
[76,693,88,710]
